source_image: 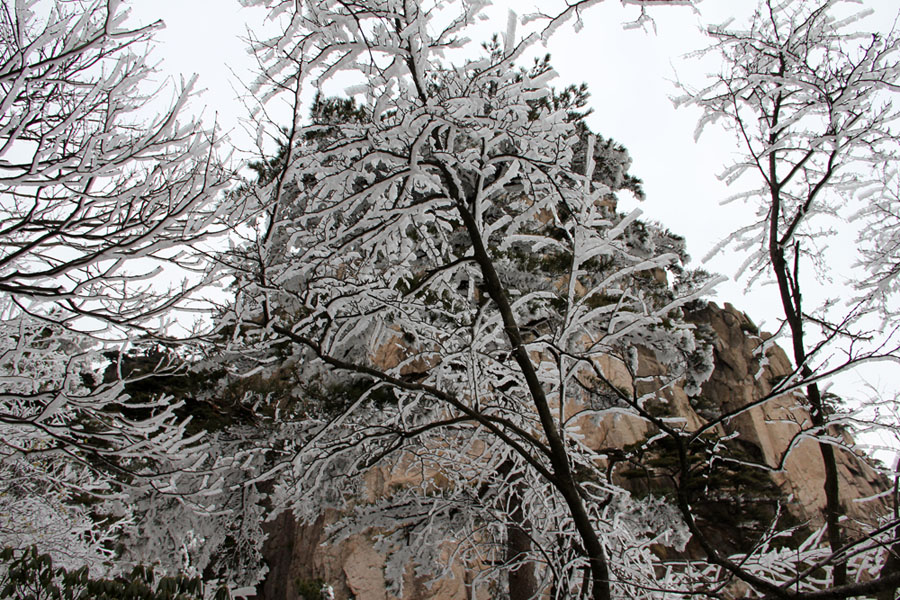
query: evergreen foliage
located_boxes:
[0,547,226,600]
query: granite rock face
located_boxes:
[255,302,889,600]
[685,303,887,526]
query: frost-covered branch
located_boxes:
[0,0,234,573]
[679,0,900,592]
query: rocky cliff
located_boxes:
[254,302,890,600]
[685,303,886,527]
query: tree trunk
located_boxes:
[498,459,538,598]
[768,139,846,585]
[506,511,538,598]
[453,195,612,600]
[876,542,900,600]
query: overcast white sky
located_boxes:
[128,0,895,300]
[127,0,900,441]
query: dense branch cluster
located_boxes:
[4,1,900,599]
[0,0,231,577]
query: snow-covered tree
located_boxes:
[0,0,231,570]
[678,0,900,595]
[222,1,719,598]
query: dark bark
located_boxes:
[450,190,612,600]
[499,460,538,599]
[876,546,900,600]
[766,81,846,587]
[401,20,614,593]
[506,522,537,599]
[771,237,846,586]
